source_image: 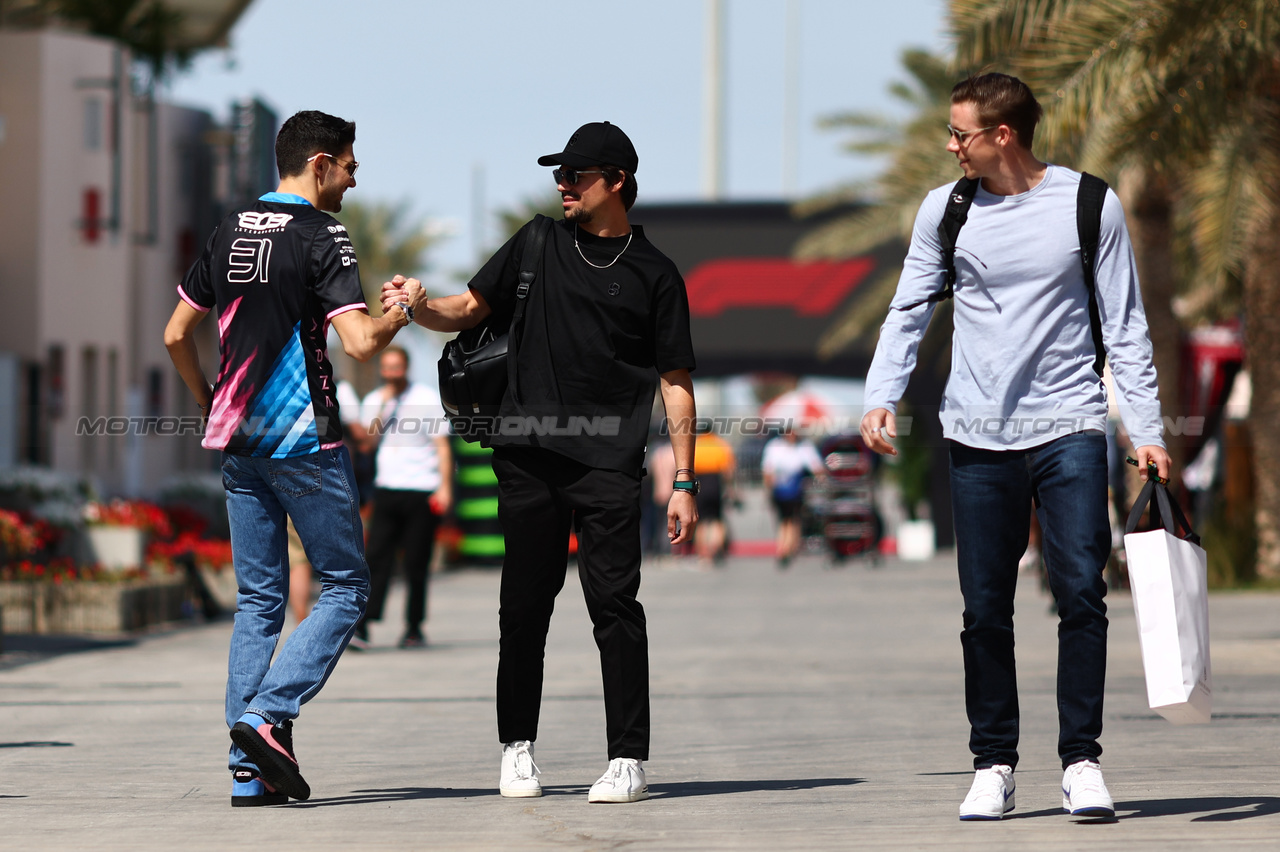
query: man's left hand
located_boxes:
[1135,444,1171,482]
[380,275,425,314]
[668,491,699,545]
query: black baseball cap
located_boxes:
[537,121,639,173]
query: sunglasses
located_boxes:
[946,124,997,145]
[552,167,606,186]
[307,152,359,177]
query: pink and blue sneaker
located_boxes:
[231,767,288,808]
[230,714,311,801]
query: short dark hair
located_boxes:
[950,73,1042,150]
[602,166,638,211]
[382,345,410,367]
[276,110,356,178]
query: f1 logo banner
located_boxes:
[228,238,272,284]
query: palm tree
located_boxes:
[796,49,958,263]
[335,200,440,393]
[337,200,439,310]
[948,0,1280,575]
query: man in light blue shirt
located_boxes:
[860,73,1171,822]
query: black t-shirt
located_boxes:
[179,194,367,457]
[468,218,696,473]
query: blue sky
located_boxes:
[167,0,948,280]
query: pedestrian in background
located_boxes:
[761,428,825,568]
[164,110,411,804]
[860,73,1169,821]
[382,121,697,803]
[352,345,452,650]
[693,428,736,565]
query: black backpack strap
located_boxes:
[897,177,979,312]
[1077,172,1108,377]
[506,214,552,411]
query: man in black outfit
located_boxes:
[382,121,698,803]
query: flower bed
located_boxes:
[0,499,236,634]
[0,562,190,634]
[0,575,191,634]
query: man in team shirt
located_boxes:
[164,110,412,805]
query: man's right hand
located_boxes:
[860,408,898,456]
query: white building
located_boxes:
[0,12,263,498]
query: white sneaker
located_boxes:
[1062,760,1114,817]
[499,740,542,798]
[959,764,1015,820]
[587,757,648,803]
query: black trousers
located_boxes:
[360,488,440,634]
[492,447,649,760]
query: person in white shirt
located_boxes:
[761,429,825,568]
[351,346,452,649]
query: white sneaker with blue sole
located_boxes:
[959,764,1015,820]
[1062,760,1115,817]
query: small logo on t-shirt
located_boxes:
[237,211,294,232]
[608,282,620,296]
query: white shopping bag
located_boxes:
[1123,479,1211,725]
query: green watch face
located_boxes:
[673,479,700,496]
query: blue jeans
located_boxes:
[222,447,369,771]
[948,432,1111,770]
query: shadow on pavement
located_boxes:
[1119,796,1280,822]
[1008,807,1114,823]
[0,635,137,672]
[283,787,494,807]
[280,778,866,808]
[0,741,74,749]
[1005,796,1280,823]
[648,778,866,799]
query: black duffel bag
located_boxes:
[439,215,551,442]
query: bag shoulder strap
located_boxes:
[897,177,978,312]
[1077,172,1108,377]
[506,214,553,410]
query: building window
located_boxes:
[80,346,98,473]
[84,97,103,151]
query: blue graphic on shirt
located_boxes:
[258,192,313,206]
[245,322,319,457]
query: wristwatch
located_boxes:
[394,301,414,323]
[672,478,700,497]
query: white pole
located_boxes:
[471,162,486,260]
[782,0,800,197]
[702,0,726,199]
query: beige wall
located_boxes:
[0,30,220,492]
[0,33,43,360]
[33,32,135,487]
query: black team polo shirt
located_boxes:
[468,217,696,474]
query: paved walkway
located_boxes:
[2,552,1278,850]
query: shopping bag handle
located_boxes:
[1124,479,1201,546]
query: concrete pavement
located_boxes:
[2,551,1278,850]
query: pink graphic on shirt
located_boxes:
[177,284,210,312]
[203,296,258,450]
[218,296,242,341]
[203,355,256,450]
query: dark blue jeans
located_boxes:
[949,432,1111,770]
